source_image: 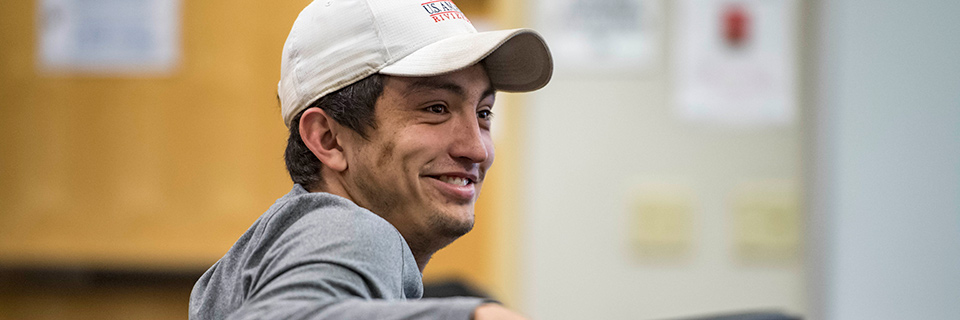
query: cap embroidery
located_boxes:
[420,0,468,23]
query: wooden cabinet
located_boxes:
[0,0,511,317]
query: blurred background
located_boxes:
[0,0,957,319]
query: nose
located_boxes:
[449,116,490,164]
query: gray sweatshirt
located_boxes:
[189,185,485,319]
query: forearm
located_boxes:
[227,297,487,320]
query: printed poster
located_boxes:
[39,0,181,75]
[673,0,798,126]
[534,0,664,74]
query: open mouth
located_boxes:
[431,175,473,187]
[424,174,477,201]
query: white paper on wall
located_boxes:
[534,0,664,74]
[39,0,181,75]
[673,0,797,126]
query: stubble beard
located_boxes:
[353,164,474,234]
[428,206,474,239]
[351,138,477,256]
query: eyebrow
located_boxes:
[404,78,497,101]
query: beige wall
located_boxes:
[518,1,806,319]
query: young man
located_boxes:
[189,0,552,319]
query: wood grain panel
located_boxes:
[1,1,501,312]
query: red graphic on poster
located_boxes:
[723,4,750,48]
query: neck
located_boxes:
[308,178,351,200]
[401,227,459,273]
[414,252,432,273]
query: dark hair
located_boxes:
[284,74,384,190]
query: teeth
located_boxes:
[438,176,469,186]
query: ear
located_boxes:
[299,108,348,172]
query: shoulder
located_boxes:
[253,190,418,298]
[190,187,416,317]
[278,191,401,242]
[262,190,408,269]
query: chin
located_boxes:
[429,210,475,239]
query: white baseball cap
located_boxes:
[278,0,554,127]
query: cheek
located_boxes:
[393,134,437,173]
[375,139,397,168]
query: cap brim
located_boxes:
[379,28,553,92]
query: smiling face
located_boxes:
[337,64,496,256]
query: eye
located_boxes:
[477,109,495,120]
[425,104,448,114]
